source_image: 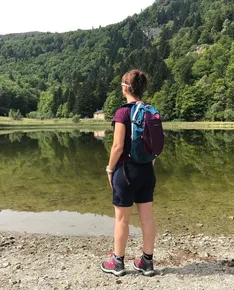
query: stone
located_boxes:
[196,223,204,228]
[1,262,11,268]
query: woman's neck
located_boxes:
[126,94,140,103]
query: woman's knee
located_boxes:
[115,206,131,224]
[115,215,130,225]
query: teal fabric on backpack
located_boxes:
[130,103,158,163]
[121,102,164,164]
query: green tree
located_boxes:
[103,91,123,120]
[37,90,54,118]
[177,86,206,121]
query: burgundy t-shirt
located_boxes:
[112,106,132,164]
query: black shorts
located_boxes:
[112,162,156,207]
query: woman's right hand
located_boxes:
[107,172,113,189]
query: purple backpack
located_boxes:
[122,102,164,163]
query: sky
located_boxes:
[0,0,155,35]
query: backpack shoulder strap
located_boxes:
[120,102,135,109]
[145,104,159,115]
[131,102,144,124]
[120,101,159,123]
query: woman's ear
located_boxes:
[122,86,127,97]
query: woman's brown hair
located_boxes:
[122,69,148,99]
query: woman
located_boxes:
[101,69,157,277]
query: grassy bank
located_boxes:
[0,116,111,129]
[163,121,234,130]
[1,116,234,130]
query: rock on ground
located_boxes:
[0,231,234,290]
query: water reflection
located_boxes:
[0,210,140,236]
[93,130,105,140]
[0,129,234,236]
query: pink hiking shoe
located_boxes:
[133,256,155,276]
[101,254,126,276]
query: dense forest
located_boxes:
[0,0,234,121]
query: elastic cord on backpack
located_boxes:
[123,162,130,186]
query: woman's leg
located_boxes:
[133,202,156,276]
[101,205,131,276]
[136,202,156,255]
[101,164,133,276]
[114,205,132,257]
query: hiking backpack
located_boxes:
[122,102,164,164]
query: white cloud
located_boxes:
[0,0,154,34]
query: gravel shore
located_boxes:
[0,231,234,290]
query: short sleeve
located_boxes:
[112,107,130,125]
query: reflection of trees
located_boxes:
[0,130,110,213]
[155,131,234,224]
[1,130,234,235]
[102,129,234,185]
[3,130,234,181]
[1,130,107,176]
[102,129,113,155]
[8,132,24,143]
[150,130,234,235]
[157,130,234,181]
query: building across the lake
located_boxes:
[93,109,105,119]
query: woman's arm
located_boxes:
[107,122,126,171]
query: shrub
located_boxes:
[27,111,38,119]
[40,111,54,120]
[8,109,22,120]
[72,114,81,123]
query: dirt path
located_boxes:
[0,231,234,290]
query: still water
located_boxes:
[0,129,234,236]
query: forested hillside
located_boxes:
[0,0,233,121]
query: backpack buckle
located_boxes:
[134,120,142,125]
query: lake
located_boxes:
[0,129,234,236]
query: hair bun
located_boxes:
[122,69,148,98]
[136,75,141,83]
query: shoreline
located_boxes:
[1,116,234,131]
[1,231,234,289]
